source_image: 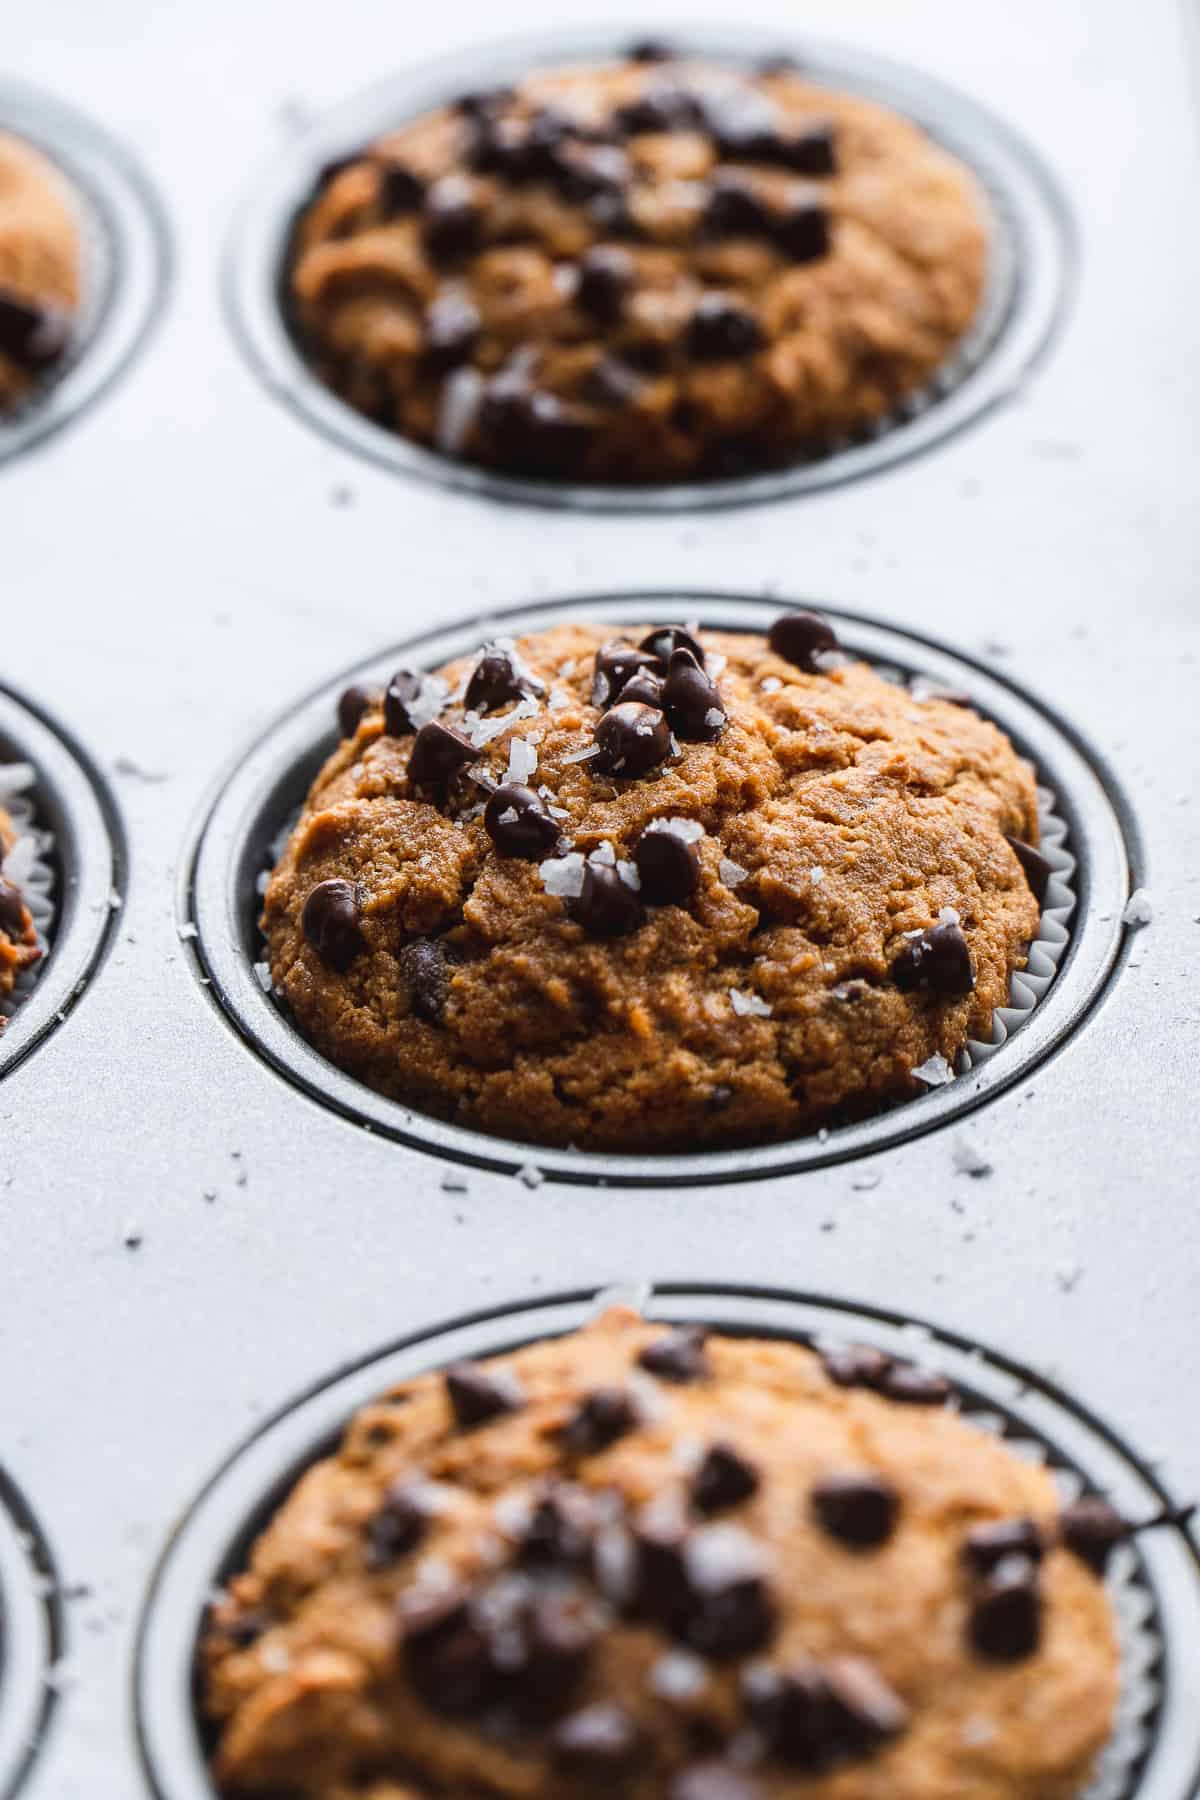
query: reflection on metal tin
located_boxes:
[185,592,1131,1185]
[0,1468,60,1799]
[222,28,1074,512]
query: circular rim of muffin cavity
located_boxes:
[0,77,171,466]
[132,1284,1200,1800]
[185,590,1132,1183]
[0,1465,61,1800]
[0,683,124,1081]
[222,26,1074,511]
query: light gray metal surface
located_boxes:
[1,0,1198,1794]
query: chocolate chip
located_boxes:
[637,1324,711,1383]
[634,821,702,906]
[337,682,375,737]
[554,141,632,204]
[1006,835,1054,905]
[639,625,706,667]
[400,1585,494,1714]
[516,1588,601,1715]
[779,122,838,176]
[0,288,71,373]
[576,246,635,324]
[811,1473,899,1548]
[741,1660,837,1767]
[424,292,481,371]
[670,1765,759,1800]
[593,641,660,707]
[423,175,482,265]
[819,1342,892,1391]
[701,87,781,161]
[628,37,676,62]
[444,1360,524,1429]
[616,83,702,136]
[365,1479,428,1568]
[592,700,672,776]
[456,85,514,119]
[584,355,643,409]
[0,877,29,937]
[774,189,830,263]
[766,608,838,671]
[615,668,665,708]
[662,649,726,742]
[301,879,364,970]
[485,783,560,859]
[693,1443,760,1514]
[1058,1498,1128,1575]
[632,1495,691,1620]
[704,170,772,238]
[553,1703,645,1780]
[679,1526,776,1660]
[481,377,593,474]
[383,667,427,735]
[379,160,426,214]
[561,1386,638,1454]
[879,1362,952,1406]
[471,110,566,183]
[892,922,975,998]
[222,1608,272,1649]
[398,938,449,1022]
[518,1483,595,1568]
[964,1517,1045,1575]
[408,720,481,790]
[465,644,542,712]
[687,294,764,362]
[969,1566,1043,1661]
[572,862,644,938]
[823,1655,910,1747]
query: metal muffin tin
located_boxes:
[3,0,1198,1795]
[0,1472,59,1800]
[224,25,1072,512]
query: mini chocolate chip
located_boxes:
[408,720,481,790]
[824,1655,910,1746]
[444,1360,524,1428]
[424,292,481,371]
[485,783,560,859]
[553,1702,645,1780]
[1006,835,1054,906]
[969,1567,1043,1661]
[634,822,702,906]
[662,649,725,742]
[593,641,660,707]
[892,922,975,998]
[592,700,673,775]
[638,1324,711,1383]
[561,1386,638,1455]
[767,608,839,671]
[741,1660,837,1767]
[576,246,634,324]
[780,122,838,176]
[629,37,676,62]
[398,938,449,1022]
[301,879,365,971]
[693,1442,760,1514]
[383,667,427,735]
[687,293,764,362]
[680,1528,777,1660]
[670,1764,759,1800]
[379,160,426,214]
[337,682,375,737]
[774,189,830,263]
[880,1362,952,1406]
[423,175,482,264]
[615,668,665,708]
[811,1473,899,1548]
[1058,1498,1129,1575]
[518,1483,595,1568]
[819,1342,892,1391]
[0,289,71,373]
[572,863,644,938]
[465,644,542,712]
[365,1479,428,1568]
[964,1517,1045,1575]
[584,355,643,408]
[639,625,706,667]
[0,877,29,937]
[704,169,772,238]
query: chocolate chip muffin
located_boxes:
[0,131,80,410]
[201,1306,1122,1798]
[0,807,41,1024]
[287,46,988,484]
[262,611,1046,1151]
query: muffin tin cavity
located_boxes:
[134,1286,1200,1800]
[0,1469,60,1798]
[0,685,122,1078]
[223,28,1072,511]
[0,80,168,466]
[186,592,1130,1185]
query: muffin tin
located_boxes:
[2,1,1197,1795]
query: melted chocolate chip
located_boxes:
[365,1479,429,1568]
[572,862,644,938]
[593,640,661,708]
[779,122,838,176]
[693,1442,760,1514]
[766,609,838,671]
[592,700,673,775]
[819,1342,892,1391]
[576,246,635,324]
[465,644,542,712]
[337,682,375,737]
[0,877,29,937]
[1006,835,1054,905]
[423,175,482,264]
[880,1363,952,1406]
[969,1566,1043,1661]
[670,1765,759,1800]
[742,1660,837,1767]
[424,292,481,371]
[481,378,593,473]
[680,1527,777,1660]
[823,1656,910,1748]
[639,625,706,667]
[383,667,427,736]
[518,1483,595,1568]
[964,1517,1045,1575]
[485,783,560,859]
[632,1495,692,1620]
[687,294,765,362]
[637,1324,711,1383]
[635,821,702,906]
[0,289,71,373]
[444,1361,524,1428]
[1058,1498,1128,1575]
[301,879,365,971]
[775,189,830,263]
[892,922,975,998]
[615,668,665,709]
[399,1585,494,1714]
[379,160,426,214]
[398,938,449,1022]
[517,1588,601,1715]
[408,720,481,790]
[553,1703,645,1780]
[561,1386,638,1455]
[704,170,772,238]
[662,649,726,742]
[811,1473,899,1548]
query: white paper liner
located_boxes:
[0,762,56,1029]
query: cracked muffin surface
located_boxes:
[0,805,41,1021]
[0,131,80,409]
[262,613,1043,1151]
[287,48,989,484]
[201,1306,1120,1799]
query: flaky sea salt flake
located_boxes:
[719,858,748,888]
[912,1054,954,1088]
[1122,888,1154,927]
[729,988,772,1018]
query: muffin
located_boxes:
[0,130,80,410]
[287,45,989,484]
[262,611,1047,1151]
[200,1306,1121,1798]
[0,806,41,1024]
